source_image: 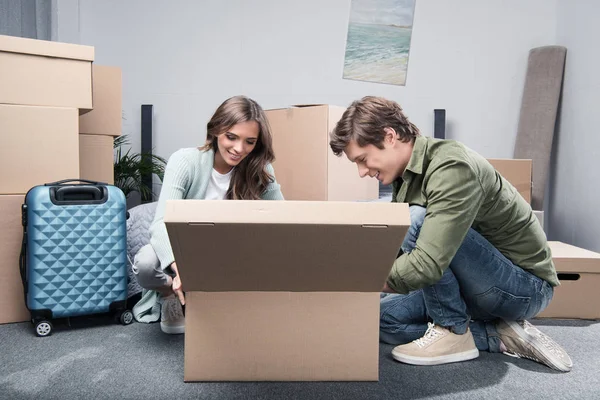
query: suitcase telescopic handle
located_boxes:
[44,179,107,186]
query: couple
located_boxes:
[132,95,572,373]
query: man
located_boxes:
[329,96,572,372]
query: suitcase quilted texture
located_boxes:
[25,185,127,319]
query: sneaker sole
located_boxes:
[505,320,572,372]
[391,348,479,366]
[160,322,185,335]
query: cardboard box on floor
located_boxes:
[0,34,93,111]
[487,159,548,230]
[0,195,30,324]
[487,159,532,204]
[79,65,122,136]
[484,161,600,318]
[265,105,378,201]
[79,134,114,184]
[538,242,600,319]
[0,104,79,194]
[165,200,409,381]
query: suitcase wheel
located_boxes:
[117,310,133,325]
[35,320,53,337]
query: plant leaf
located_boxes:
[113,134,167,200]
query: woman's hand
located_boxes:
[171,262,185,305]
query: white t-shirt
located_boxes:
[204,167,233,200]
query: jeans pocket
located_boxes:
[472,286,532,320]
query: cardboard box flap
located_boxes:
[292,104,327,108]
[549,241,600,274]
[266,104,328,113]
[165,200,407,225]
[165,200,409,292]
[0,34,94,61]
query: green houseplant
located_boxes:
[113,135,167,202]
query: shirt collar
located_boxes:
[403,135,427,177]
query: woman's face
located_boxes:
[214,120,259,172]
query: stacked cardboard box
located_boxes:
[488,159,600,319]
[79,64,123,184]
[0,35,93,324]
[487,159,544,228]
[265,105,378,201]
[0,35,122,324]
[487,159,533,204]
[539,242,600,319]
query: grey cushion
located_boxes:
[126,202,158,298]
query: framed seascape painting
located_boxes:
[343,0,416,86]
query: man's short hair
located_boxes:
[329,96,420,156]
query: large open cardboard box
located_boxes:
[0,35,93,111]
[265,105,378,201]
[0,105,79,194]
[538,241,600,319]
[164,200,409,381]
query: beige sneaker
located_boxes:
[497,319,573,372]
[392,322,479,365]
[160,295,185,335]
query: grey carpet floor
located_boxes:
[0,316,598,400]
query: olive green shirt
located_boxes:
[387,136,558,294]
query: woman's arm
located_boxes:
[261,163,284,200]
[149,150,192,269]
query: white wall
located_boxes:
[55,0,557,162]
[547,0,600,250]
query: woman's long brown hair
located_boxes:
[200,96,276,200]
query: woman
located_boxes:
[132,95,283,334]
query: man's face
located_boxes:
[343,128,413,185]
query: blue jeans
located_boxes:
[380,206,554,353]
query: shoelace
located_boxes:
[413,322,444,348]
[503,350,543,364]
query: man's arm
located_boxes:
[386,159,484,294]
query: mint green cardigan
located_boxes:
[133,147,284,322]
